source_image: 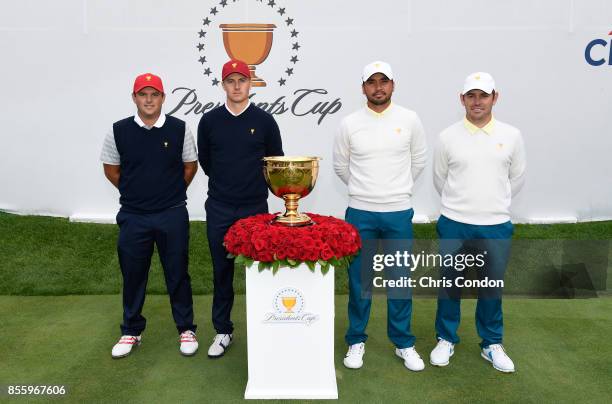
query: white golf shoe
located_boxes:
[343,342,365,369]
[481,344,515,373]
[179,330,198,356]
[395,346,425,371]
[430,338,455,367]
[208,333,233,358]
[111,335,141,359]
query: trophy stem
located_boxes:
[283,194,300,217]
[249,66,266,87]
[271,194,313,227]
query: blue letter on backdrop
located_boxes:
[585,39,607,66]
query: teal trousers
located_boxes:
[345,207,416,349]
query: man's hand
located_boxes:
[184,161,198,187]
[103,164,120,188]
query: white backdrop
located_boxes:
[1,0,611,223]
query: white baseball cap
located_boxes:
[362,61,393,82]
[462,72,496,95]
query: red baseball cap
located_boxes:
[222,60,251,81]
[133,73,164,93]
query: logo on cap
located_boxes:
[362,61,393,82]
[133,73,164,94]
[461,72,495,95]
[232,63,237,68]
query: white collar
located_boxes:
[225,102,251,117]
[134,113,166,129]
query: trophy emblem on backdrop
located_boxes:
[220,24,276,87]
[195,1,300,88]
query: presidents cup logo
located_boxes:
[584,31,612,66]
[263,287,319,325]
[167,0,342,124]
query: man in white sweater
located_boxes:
[430,72,526,373]
[333,61,427,371]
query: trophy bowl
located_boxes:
[220,23,276,87]
[263,156,321,227]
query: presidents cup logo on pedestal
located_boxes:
[275,287,304,313]
[263,287,319,325]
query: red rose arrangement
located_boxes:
[224,213,361,274]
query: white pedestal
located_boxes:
[244,262,338,399]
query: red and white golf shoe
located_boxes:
[179,330,199,356]
[111,335,142,359]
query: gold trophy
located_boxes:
[263,156,321,227]
[219,23,276,87]
[281,296,297,313]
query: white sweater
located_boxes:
[433,118,526,225]
[333,103,428,212]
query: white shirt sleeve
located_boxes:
[333,119,351,185]
[433,136,448,195]
[510,132,526,196]
[182,126,198,162]
[100,127,120,165]
[410,114,428,181]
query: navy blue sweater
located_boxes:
[197,104,284,205]
[114,115,186,213]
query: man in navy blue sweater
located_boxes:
[101,73,199,359]
[198,60,284,358]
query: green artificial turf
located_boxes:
[0,211,611,296]
[1,295,611,403]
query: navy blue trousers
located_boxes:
[435,215,513,348]
[205,198,268,334]
[116,206,195,335]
